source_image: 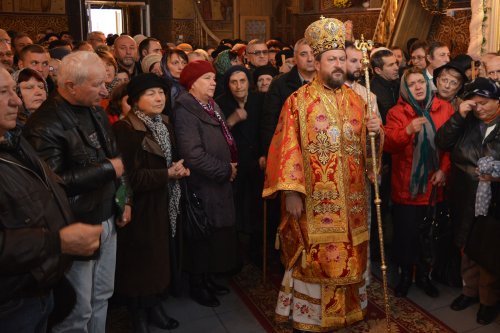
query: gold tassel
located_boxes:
[275,232,280,250]
[301,249,307,268]
[284,273,291,294]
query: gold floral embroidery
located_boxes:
[307,131,338,165]
[348,192,364,201]
[345,144,362,161]
[314,202,341,214]
[350,205,363,214]
[311,190,339,201]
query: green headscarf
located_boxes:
[400,69,438,198]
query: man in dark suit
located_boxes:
[260,38,316,157]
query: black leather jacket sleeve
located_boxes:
[436,111,468,152]
[25,125,117,196]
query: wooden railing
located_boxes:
[372,0,400,45]
[192,0,221,47]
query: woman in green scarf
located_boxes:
[384,66,454,298]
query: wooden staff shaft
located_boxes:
[263,199,267,283]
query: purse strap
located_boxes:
[426,186,438,219]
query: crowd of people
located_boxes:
[0,17,499,333]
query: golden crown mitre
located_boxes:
[305,16,346,57]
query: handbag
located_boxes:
[430,207,462,288]
[419,187,440,266]
[180,180,213,240]
[420,187,462,287]
[419,187,452,266]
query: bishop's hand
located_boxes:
[285,191,303,220]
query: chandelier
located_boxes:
[420,0,453,15]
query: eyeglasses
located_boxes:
[0,51,13,57]
[438,76,460,88]
[248,50,269,56]
[0,38,11,45]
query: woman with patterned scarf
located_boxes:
[113,73,190,333]
[173,60,241,309]
[384,66,454,299]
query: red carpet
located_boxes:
[231,264,455,333]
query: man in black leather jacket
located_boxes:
[0,67,101,332]
[23,51,131,333]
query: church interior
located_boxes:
[1,1,500,333]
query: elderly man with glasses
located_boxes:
[245,39,270,72]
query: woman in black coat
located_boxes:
[173,60,240,308]
[215,65,265,260]
[113,74,190,333]
[436,78,500,325]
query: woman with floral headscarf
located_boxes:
[384,66,454,299]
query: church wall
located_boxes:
[0,14,68,40]
[428,9,472,57]
[291,10,380,45]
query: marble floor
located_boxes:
[140,262,500,333]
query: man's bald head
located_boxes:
[113,35,137,71]
[485,56,500,83]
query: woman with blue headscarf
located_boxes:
[384,66,454,299]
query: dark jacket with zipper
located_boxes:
[370,74,400,123]
[23,93,128,225]
[436,111,500,247]
[0,134,72,304]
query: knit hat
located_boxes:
[127,73,170,105]
[141,53,162,73]
[463,78,500,101]
[253,64,278,84]
[179,60,216,91]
